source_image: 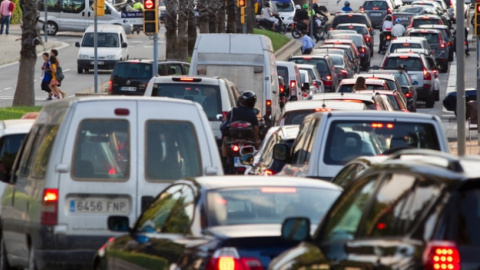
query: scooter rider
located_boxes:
[392,18,406,38]
[262,1,279,31]
[221,91,260,159]
[378,14,393,53]
[342,1,352,12]
[294,4,310,31]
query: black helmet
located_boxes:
[385,14,392,21]
[238,91,257,109]
[345,1,350,6]
[264,1,270,7]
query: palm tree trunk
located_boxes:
[177,0,188,61]
[187,0,197,56]
[208,0,217,33]
[226,0,237,33]
[165,0,178,59]
[246,0,255,33]
[13,0,41,106]
[197,0,209,33]
[216,0,225,33]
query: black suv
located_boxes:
[109,60,190,95]
[271,149,480,270]
[288,55,339,92]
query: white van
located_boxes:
[75,24,129,73]
[0,96,223,270]
[37,0,134,35]
[190,33,281,130]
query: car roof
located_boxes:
[308,109,436,120]
[150,75,226,84]
[311,92,377,102]
[276,61,298,67]
[392,36,427,42]
[290,55,329,60]
[186,175,343,191]
[0,119,35,136]
[408,28,442,34]
[368,69,406,74]
[355,89,396,95]
[355,73,396,81]
[296,64,316,69]
[411,14,442,19]
[418,24,448,29]
[386,52,423,58]
[339,78,389,85]
[284,100,367,111]
[336,23,369,28]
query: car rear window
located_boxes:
[277,66,289,85]
[151,83,221,121]
[290,59,330,76]
[413,19,441,27]
[112,63,152,80]
[384,57,424,71]
[207,187,341,226]
[283,110,317,125]
[333,15,369,28]
[324,120,441,164]
[363,1,388,9]
[389,42,422,53]
[336,25,369,35]
[330,56,344,66]
[409,33,440,44]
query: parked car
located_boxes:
[109,60,190,95]
[335,23,375,56]
[288,55,339,93]
[143,76,240,146]
[0,96,223,270]
[272,149,480,270]
[95,176,343,270]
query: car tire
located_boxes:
[440,62,448,73]
[0,237,11,270]
[45,21,58,36]
[426,94,435,108]
[77,67,83,74]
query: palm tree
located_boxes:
[165,0,179,59]
[226,0,237,33]
[177,0,188,60]
[12,0,42,106]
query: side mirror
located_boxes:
[122,42,128,48]
[272,143,290,162]
[281,217,311,242]
[75,42,80,47]
[240,153,254,165]
[107,216,130,232]
[302,82,310,91]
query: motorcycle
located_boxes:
[257,14,288,34]
[224,121,257,175]
[379,30,392,53]
[291,14,327,39]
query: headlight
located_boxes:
[105,55,116,60]
[78,54,89,59]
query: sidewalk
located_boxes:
[0,24,67,67]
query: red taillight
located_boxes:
[290,80,296,89]
[264,169,277,176]
[364,35,371,43]
[179,77,194,82]
[207,248,263,270]
[266,100,272,115]
[41,188,58,226]
[231,145,240,152]
[280,84,284,93]
[314,108,332,112]
[313,80,318,88]
[386,35,391,40]
[360,47,366,53]
[387,7,391,14]
[423,68,431,80]
[108,80,112,92]
[405,91,412,98]
[222,111,228,119]
[423,241,460,270]
[324,75,332,86]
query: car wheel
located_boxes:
[426,94,435,108]
[46,22,58,36]
[440,62,448,73]
[77,67,83,74]
[0,237,11,270]
[27,246,37,270]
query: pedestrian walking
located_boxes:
[0,0,13,35]
[41,53,53,100]
[49,55,64,99]
[301,30,315,55]
[50,49,66,98]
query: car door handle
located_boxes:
[82,11,85,16]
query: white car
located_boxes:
[297,64,326,94]
[273,0,296,28]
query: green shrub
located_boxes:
[10,0,22,25]
[0,106,43,120]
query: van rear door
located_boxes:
[58,100,138,233]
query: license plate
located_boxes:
[69,198,129,214]
[90,61,105,65]
[400,17,409,21]
[234,157,241,167]
[121,86,137,91]
[370,12,382,16]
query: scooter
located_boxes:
[379,30,392,53]
[223,121,257,175]
[257,14,287,34]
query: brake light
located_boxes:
[41,189,58,226]
[302,56,312,60]
[207,248,263,270]
[360,47,366,53]
[290,80,296,89]
[231,145,240,152]
[373,6,379,9]
[364,35,371,43]
[108,80,112,92]
[399,55,409,59]
[387,7,391,14]
[230,122,252,129]
[314,108,332,112]
[280,84,284,93]
[179,77,194,81]
[264,169,275,176]
[386,35,391,40]
[423,241,460,270]
[423,68,431,80]
[371,123,394,128]
[323,75,332,86]
[405,91,412,98]
[108,168,116,175]
[261,187,297,193]
[266,100,272,116]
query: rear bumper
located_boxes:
[416,85,433,100]
[77,59,119,70]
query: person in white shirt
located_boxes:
[392,18,406,37]
[261,1,279,31]
[378,15,393,53]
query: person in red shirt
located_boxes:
[0,0,12,35]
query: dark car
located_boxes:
[393,4,441,27]
[327,34,371,70]
[335,23,375,56]
[405,28,449,72]
[288,55,339,93]
[315,46,359,74]
[418,24,454,61]
[94,176,342,270]
[271,149,480,270]
[408,14,444,29]
[360,0,397,28]
[328,13,373,36]
[109,60,190,95]
[443,88,477,116]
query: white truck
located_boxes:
[189,33,281,129]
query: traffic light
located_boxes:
[237,0,246,7]
[476,3,480,36]
[95,0,105,16]
[144,0,158,34]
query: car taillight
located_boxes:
[360,47,366,53]
[222,111,228,119]
[231,144,240,152]
[313,80,318,88]
[405,91,412,98]
[266,100,272,116]
[423,241,460,270]
[423,68,431,80]
[207,247,263,270]
[386,35,391,40]
[108,80,112,92]
[340,69,349,76]
[41,188,58,226]
[323,75,332,86]
[280,84,284,94]
[364,35,371,43]
[290,80,296,89]
[387,7,391,14]
[264,169,277,175]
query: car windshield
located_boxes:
[337,25,369,35]
[384,57,424,71]
[207,187,341,226]
[324,120,441,165]
[81,32,119,48]
[151,83,222,121]
[389,42,422,53]
[283,109,317,125]
[112,63,152,80]
[333,16,369,27]
[274,1,294,11]
[364,1,388,9]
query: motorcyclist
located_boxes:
[342,1,352,12]
[294,4,310,31]
[392,18,405,38]
[261,1,279,31]
[221,91,260,159]
[311,3,328,42]
[378,14,393,53]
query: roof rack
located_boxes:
[389,149,463,173]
